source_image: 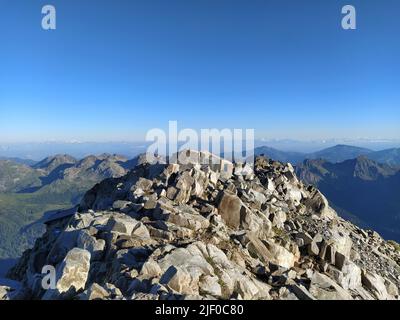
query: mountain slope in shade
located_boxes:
[254,144,400,167]
[254,144,375,165]
[254,146,306,164]
[306,145,373,163]
[33,154,77,173]
[368,148,400,167]
[296,157,400,241]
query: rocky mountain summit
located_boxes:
[2,151,399,300]
[0,153,136,194]
[34,153,136,184]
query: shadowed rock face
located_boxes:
[296,157,400,241]
[3,152,400,300]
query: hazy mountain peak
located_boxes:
[367,148,400,167]
[352,156,397,180]
[307,145,373,163]
[33,154,77,172]
[333,144,372,150]
[0,160,41,193]
[254,146,305,164]
[296,157,400,241]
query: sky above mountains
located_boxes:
[1,0,399,142]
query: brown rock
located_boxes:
[217,191,244,229]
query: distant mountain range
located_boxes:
[3,143,400,167]
[368,148,400,167]
[0,161,41,193]
[306,145,374,163]
[255,144,400,166]
[0,142,147,161]
[0,154,139,260]
[255,145,400,241]
[252,146,305,164]
[296,156,400,241]
[0,157,36,166]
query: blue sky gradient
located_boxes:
[0,0,399,142]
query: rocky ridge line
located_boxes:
[2,151,399,300]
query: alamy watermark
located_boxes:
[40,4,357,31]
[342,5,356,30]
[145,121,255,167]
[41,5,56,30]
[41,265,56,290]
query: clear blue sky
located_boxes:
[0,0,399,142]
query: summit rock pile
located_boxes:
[3,151,400,300]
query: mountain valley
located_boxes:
[0,154,138,260]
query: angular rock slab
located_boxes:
[218,191,244,229]
[42,248,91,300]
[309,272,353,300]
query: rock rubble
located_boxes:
[3,151,400,300]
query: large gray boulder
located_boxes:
[77,230,105,261]
[78,283,110,300]
[361,271,388,300]
[309,272,353,300]
[246,235,296,269]
[42,248,91,300]
[105,215,140,236]
[339,261,362,290]
[303,189,337,219]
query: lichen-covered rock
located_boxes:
[42,248,91,300]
